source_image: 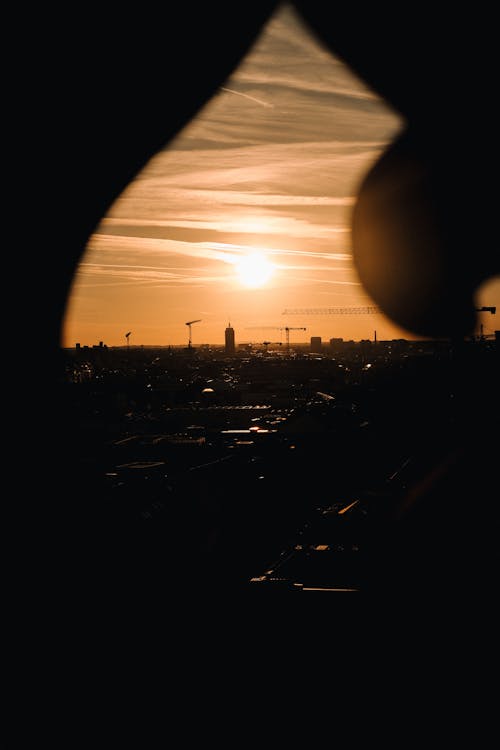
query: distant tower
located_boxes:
[225,322,235,354]
[310,336,322,353]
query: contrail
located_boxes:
[220,87,274,108]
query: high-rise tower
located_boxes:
[310,336,322,353]
[225,322,235,354]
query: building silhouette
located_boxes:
[225,322,235,354]
[330,337,344,352]
[310,336,322,353]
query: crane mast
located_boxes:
[282,326,306,352]
[185,319,201,348]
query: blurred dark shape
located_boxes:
[294,3,499,337]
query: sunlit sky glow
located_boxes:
[63,4,499,347]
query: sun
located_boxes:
[235,253,274,288]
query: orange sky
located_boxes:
[63,4,499,348]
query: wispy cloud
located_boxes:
[86,234,239,264]
[87,234,353,265]
[220,87,274,108]
[76,263,229,289]
[207,242,352,262]
[292,276,361,286]
[103,193,355,212]
[76,235,357,295]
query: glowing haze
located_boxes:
[65,5,457,347]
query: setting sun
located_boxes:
[235,253,275,288]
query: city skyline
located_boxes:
[63,4,500,347]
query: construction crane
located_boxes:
[284,305,496,342]
[475,306,496,314]
[282,306,380,344]
[244,326,307,352]
[283,306,380,315]
[285,305,495,316]
[474,306,496,341]
[185,319,201,348]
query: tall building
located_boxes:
[225,322,235,354]
[310,336,322,353]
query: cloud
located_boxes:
[86,234,239,264]
[207,242,351,262]
[103,193,355,211]
[87,233,352,265]
[77,236,357,292]
[229,5,382,105]
[107,139,390,258]
[292,277,361,286]
[76,262,230,289]
[220,87,275,108]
